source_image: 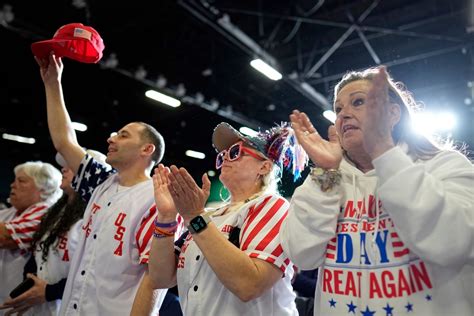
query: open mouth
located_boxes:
[342,125,358,134]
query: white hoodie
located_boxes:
[281,146,474,316]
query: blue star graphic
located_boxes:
[425,294,432,301]
[405,302,413,312]
[361,306,375,316]
[347,301,357,313]
[383,303,394,316]
[329,298,336,307]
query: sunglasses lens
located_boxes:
[228,143,241,160]
[216,151,225,169]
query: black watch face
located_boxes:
[190,216,207,232]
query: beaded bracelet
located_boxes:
[310,167,342,192]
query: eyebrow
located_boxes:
[335,90,368,103]
[117,130,130,136]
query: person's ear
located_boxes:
[142,143,156,158]
[259,160,273,176]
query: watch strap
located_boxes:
[187,212,212,234]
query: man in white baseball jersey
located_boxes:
[35,52,167,315]
[0,161,62,315]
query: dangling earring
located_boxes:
[219,186,231,202]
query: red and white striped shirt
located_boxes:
[1,202,51,304]
[5,204,49,250]
[175,193,298,316]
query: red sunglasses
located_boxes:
[216,141,265,169]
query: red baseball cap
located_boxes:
[31,23,104,64]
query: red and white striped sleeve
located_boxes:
[136,205,157,264]
[4,203,49,250]
[240,195,291,273]
[135,205,185,264]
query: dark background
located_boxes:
[1,0,473,202]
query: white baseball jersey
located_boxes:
[29,219,82,316]
[174,194,298,316]
[59,154,166,316]
[0,202,51,310]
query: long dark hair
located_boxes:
[31,193,87,262]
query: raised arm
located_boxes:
[147,165,179,289]
[35,53,85,174]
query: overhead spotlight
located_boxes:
[104,53,119,69]
[71,121,88,132]
[175,83,186,97]
[135,65,147,80]
[202,68,213,77]
[2,133,35,144]
[323,110,336,123]
[207,170,216,177]
[145,90,181,108]
[250,58,282,81]
[412,111,457,136]
[266,104,276,111]
[72,0,87,9]
[185,150,205,160]
[156,75,167,89]
[0,4,14,24]
[239,127,258,137]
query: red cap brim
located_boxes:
[31,39,70,59]
[31,39,103,63]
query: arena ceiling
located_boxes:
[1,0,473,198]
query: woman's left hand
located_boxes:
[363,66,398,160]
[167,165,211,224]
[0,274,47,316]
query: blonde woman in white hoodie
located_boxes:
[281,66,473,316]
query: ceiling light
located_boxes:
[145,90,181,107]
[185,150,205,159]
[239,126,258,137]
[72,121,87,132]
[323,110,336,123]
[250,59,282,81]
[412,111,457,136]
[207,170,216,177]
[2,133,35,144]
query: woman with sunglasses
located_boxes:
[143,122,308,316]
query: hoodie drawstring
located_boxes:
[372,179,380,262]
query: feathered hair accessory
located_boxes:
[259,122,309,181]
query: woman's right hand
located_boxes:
[152,164,178,221]
[290,110,343,169]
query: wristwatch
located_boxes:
[187,212,212,234]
